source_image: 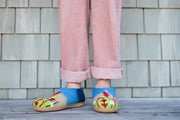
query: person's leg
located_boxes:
[91,0,123,88]
[91,0,123,113]
[32,0,91,112]
[95,79,111,88]
[58,0,92,87]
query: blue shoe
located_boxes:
[92,87,120,113]
[32,88,85,112]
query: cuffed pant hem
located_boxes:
[60,67,92,83]
[90,66,123,79]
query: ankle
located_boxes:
[67,82,81,88]
[95,79,111,88]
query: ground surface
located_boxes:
[0,98,180,120]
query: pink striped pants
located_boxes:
[57,0,123,83]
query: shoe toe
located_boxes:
[93,96,120,109]
[33,98,48,107]
[92,89,120,113]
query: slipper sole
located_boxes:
[93,106,120,113]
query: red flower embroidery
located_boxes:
[100,98,108,108]
[101,103,108,108]
[49,98,56,101]
[101,99,106,102]
[55,90,61,95]
[35,101,38,106]
[102,91,109,97]
[50,91,61,97]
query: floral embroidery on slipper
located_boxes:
[32,90,63,108]
[93,90,120,109]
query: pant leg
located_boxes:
[90,0,123,79]
[57,0,92,83]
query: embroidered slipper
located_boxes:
[32,88,85,112]
[92,87,120,113]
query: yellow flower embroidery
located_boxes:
[50,95,56,98]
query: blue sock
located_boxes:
[92,87,117,99]
[59,88,85,105]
